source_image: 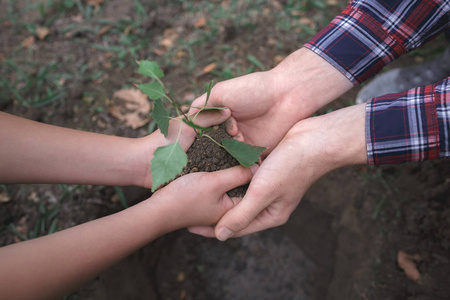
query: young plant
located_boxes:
[135,61,265,191]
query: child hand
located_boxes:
[136,108,232,189]
[148,165,254,231]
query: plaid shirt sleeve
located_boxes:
[304,0,449,85]
[366,78,450,165]
[303,0,449,165]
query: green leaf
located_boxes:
[151,99,170,137]
[138,82,166,100]
[205,80,213,106]
[138,61,164,78]
[247,55,265,71]
[221,139,266,168]
[151,142,187,192]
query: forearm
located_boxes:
[0,195,173,300]
[0,111,152,187]
[270,47,354,118]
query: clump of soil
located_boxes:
[179,123,248,198]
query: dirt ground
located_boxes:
[1,1,449,299]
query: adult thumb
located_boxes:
[215,179,265,241]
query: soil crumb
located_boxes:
[181,123,248,198]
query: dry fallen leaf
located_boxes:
[160,28,178,48]
[291,10,305,17]
[97,25,112,36]
[202,62,217,74]
[398,251,422,282]
[27,191,40,203]
[36,27,50,40]
[153,48,164,56]
[86,0,104,6]
[22,36,35,48]
[194,16,207,28]
[271,0,283,10]
[0,191,10,203]
[72,14,83,22]
[299,18,315,28]
[109,89,151,129]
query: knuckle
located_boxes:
[230,213,252,231]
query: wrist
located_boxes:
[286,103,367,171]
[271,47,354,117]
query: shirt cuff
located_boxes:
[365,78,450,165]
[304,0,449,85]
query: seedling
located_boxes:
[135,61,265,191]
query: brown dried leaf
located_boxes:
[110,89,151,129]
[194,16,207,28]
[299,18,315,28]
[271,0,283,10]
[398,251,422,282]
[22,36,35,48]
[72,14,83,22]
[97,25,112,36]
[159,28,178,49]
[36,27,50,40]
[86,0,104,6]
[153,48,164,56]
[0,191,10,203]
[27,191,39,203]
[202,62,217,74]
[291,10,305,16]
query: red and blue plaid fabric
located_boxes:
[304,0,449,164]
[366,78,449,164]
[305,0,449,85]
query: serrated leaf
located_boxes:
[151,142,187,191]
[138,82,166,100]
[151,99,170,137]
[138,61,164,78]
[221,139,266,168]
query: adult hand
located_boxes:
[191,48,354,157]
[189,103,367,240]
[150,165,254,231]
[136,108,231,188]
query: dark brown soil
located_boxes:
[180,123,248,198]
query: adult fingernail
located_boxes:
[221,108,229,115]
[217,226,234,241]
[250,165,259,174]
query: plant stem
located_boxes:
[155,77,198,136]
[202,134,225,149]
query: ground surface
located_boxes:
[1,1,449,299]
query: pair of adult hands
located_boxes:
[187,48,367,241]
